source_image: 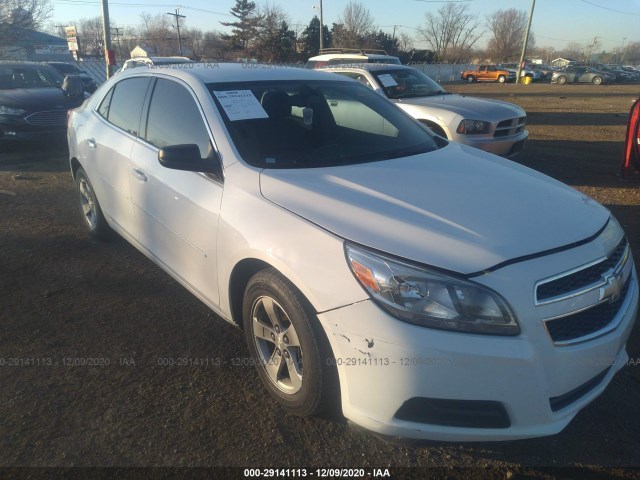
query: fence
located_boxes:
[409,63,474,83]
[70,60,474,87]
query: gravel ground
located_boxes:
[1,82,640,479]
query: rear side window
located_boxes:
[97,87,114,118]
[107,77,150,136]
[144,79,211,158]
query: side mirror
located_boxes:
[62,75,83,99]
[158,144,223,178]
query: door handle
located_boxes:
[132,168,147,182]
[87,138,96,149]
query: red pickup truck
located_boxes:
[460,65,515,83]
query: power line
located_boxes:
[579,0,640,16]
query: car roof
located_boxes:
[114,62,356,84]
[127,56,193,63]
[317,63,410,72]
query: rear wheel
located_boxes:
[467,75,475,83]
[557,76,567,85]
[498,75,506,83]
[243,268,337,417]
[75,168,111,240]
[592,76,603,85]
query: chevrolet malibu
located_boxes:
[68,64,638,441]
[320,64,528,158]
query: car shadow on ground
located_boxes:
[0,139,69,172]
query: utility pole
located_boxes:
[166,8,186,56]
[516,0,535,84]
[111,26,123,62]
[585,36,598,64]
[392,25,398,42]
[100,0,114,78]
[319,0,324,51]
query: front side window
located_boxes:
[144,79,211,158]
[372,69,447,99]
[209,80,441,169]
[106,77,151,136]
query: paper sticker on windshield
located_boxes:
[377,74,398,87]
[213,90,269,121]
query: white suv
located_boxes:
[306,48,400,68]
[67,64,638,442]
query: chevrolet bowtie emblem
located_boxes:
[599,269,624,303]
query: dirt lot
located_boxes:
[1,82,640,478]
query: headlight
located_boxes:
[346,244,520,335]
[0,105,27,116]
[456,119,492,135]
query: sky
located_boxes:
[48,0,640,52]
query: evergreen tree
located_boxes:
[219,0,262,52]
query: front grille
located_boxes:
[494,117,526,138]
[537,238,628,303]
[24,110,67,126]
[545,276,630,343]
[549,368,610,412]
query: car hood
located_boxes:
[0,87,81,110]
[394,94,524,122]
[259,143,608,274]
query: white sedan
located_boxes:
[67,63,637,441]
[321,64,528,158]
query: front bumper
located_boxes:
[318,269,638,441]
[0,116,67,142]
[452,129,529,158]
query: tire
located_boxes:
[243,268,337,417]
[592,76,603,85]
[75,168,111,240]
[557,76,567,85]
[498,75,506,83]
[466,75,475,83]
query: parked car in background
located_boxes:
[119,56,195,72]
[47,62,97,93]
[0,61,85,143]
[306,48,400,68]
[551,66,609,85]
[529,64,556,81]
[320,64,527,157]
[68,64,638,442]
[460,64,515,83]
[498,63,542,82]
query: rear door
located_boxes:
[129,77,223,305]
[87,76,151,238]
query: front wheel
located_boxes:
[243,268,337,416]
[592,76,603,85]
[498,75,506,83]
[466,75,475,83]
[75,168,111,240]
[557,76,567,85]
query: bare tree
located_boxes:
[486,9,535,62]
[201,31,228,60]
[254,3,296,62]
[562,41,584,61]
[78,17,104,57]
[139,12,173,56]
[417,3,484,63]
[1,0,53,48]
[331,1,375,48]
[398,32,414,53]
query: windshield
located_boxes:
[208,80,441,169]
[371,69,447,99]
[0,65,64,89]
